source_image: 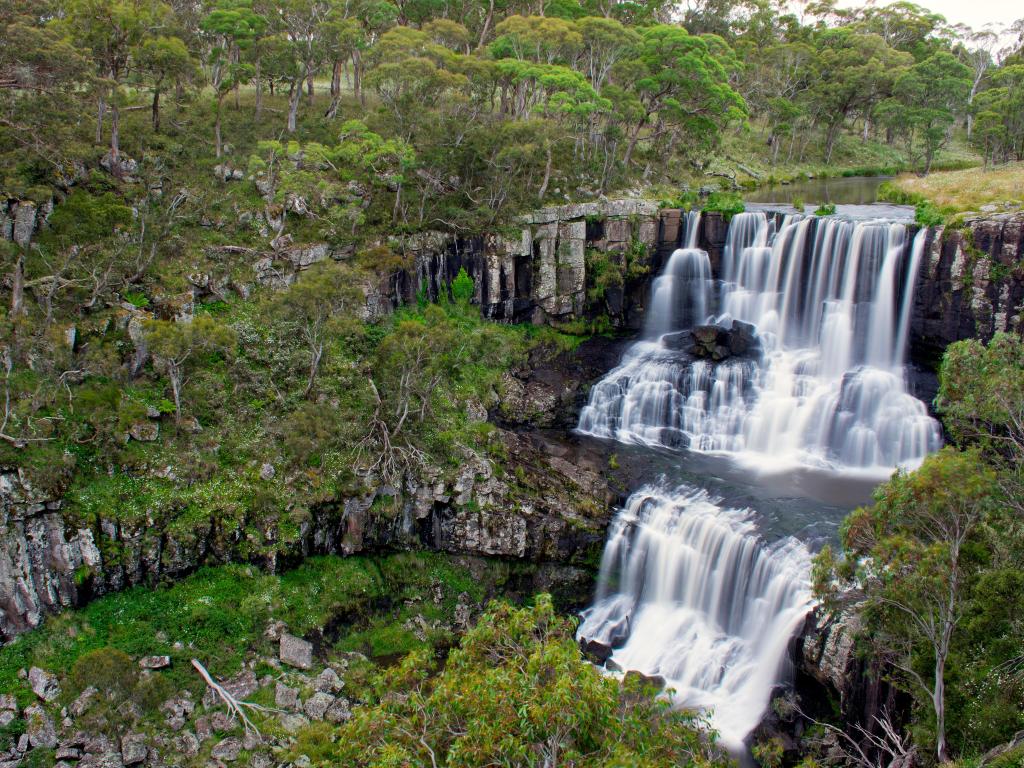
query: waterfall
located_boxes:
[577,486,813,751]
[578,211,942,475]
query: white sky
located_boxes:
[875,0,1021,30]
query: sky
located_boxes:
[877,0,1021,30]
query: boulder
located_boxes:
[325,697,352,723]
[28,666,60,701]
[25,703,57,748]
[275,682,299,710]
[315,668,343,693]
[120,734,147,765]
[303,691,335,721]
[128,421,159,442]
[70,686,97,716]
[139,655,171,670]
[579,638,612,665]
[211,736,242,762]
[280,633,313,669]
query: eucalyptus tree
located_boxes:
[59,0,172,172]
[201,0,265,155]
[892,51,972,173]
[810,28,912,161]
[612,25,746,168]
[134,35,198,131]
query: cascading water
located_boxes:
[577,209,943,752]
[578,211,942,474]
[577,486,813,751]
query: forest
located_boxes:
[1,0,1023,766]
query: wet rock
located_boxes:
[120,734,147,765]
[689,320,760,361]
[280,633,313,669]
[579,639,612,664]
[28,666,60,701]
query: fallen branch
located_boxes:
[191,659,278,737]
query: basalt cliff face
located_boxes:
[392,204,1023,353]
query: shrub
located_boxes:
[703,190,745,218]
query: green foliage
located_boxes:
[813,203,836,215]
[938,333,1024,459]
[915,200,946,227]
[311,595,728,767]
[450,267,474,307]
[0,553,501,705]
[703,191,745,218]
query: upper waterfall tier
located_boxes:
[578,211,942,474]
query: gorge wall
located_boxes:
[2,198,1021,648]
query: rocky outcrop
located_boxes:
[0,424,613,644]
[398,199,662,327]
[911,213,1024,363]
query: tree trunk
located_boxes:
[169,366,183,422]
[326,59,342,117]
[478,0,495,47]
[304,344,322,398]
[537,140,552,200]
[622,116,646,169]
[255,56,263,121]
[287,79,301,133]
[96,95,105,145]
[352,50,363,105]
[110,101,121,166]
[10,253,25,318]
[934,655,949,763]
[824,120,841,163]
[152,86,161,132]
[307,68,314,99]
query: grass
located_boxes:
[0,553,503,710]
[884,162,1024,214]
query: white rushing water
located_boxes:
[578,211,942,475]
[577,210,944,752]
[577,486,813,751]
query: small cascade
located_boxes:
[577,486,813,750]
[578,210,942,475]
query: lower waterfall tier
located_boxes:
[577,486,813,750]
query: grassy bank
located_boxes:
[881,162,1024,214]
